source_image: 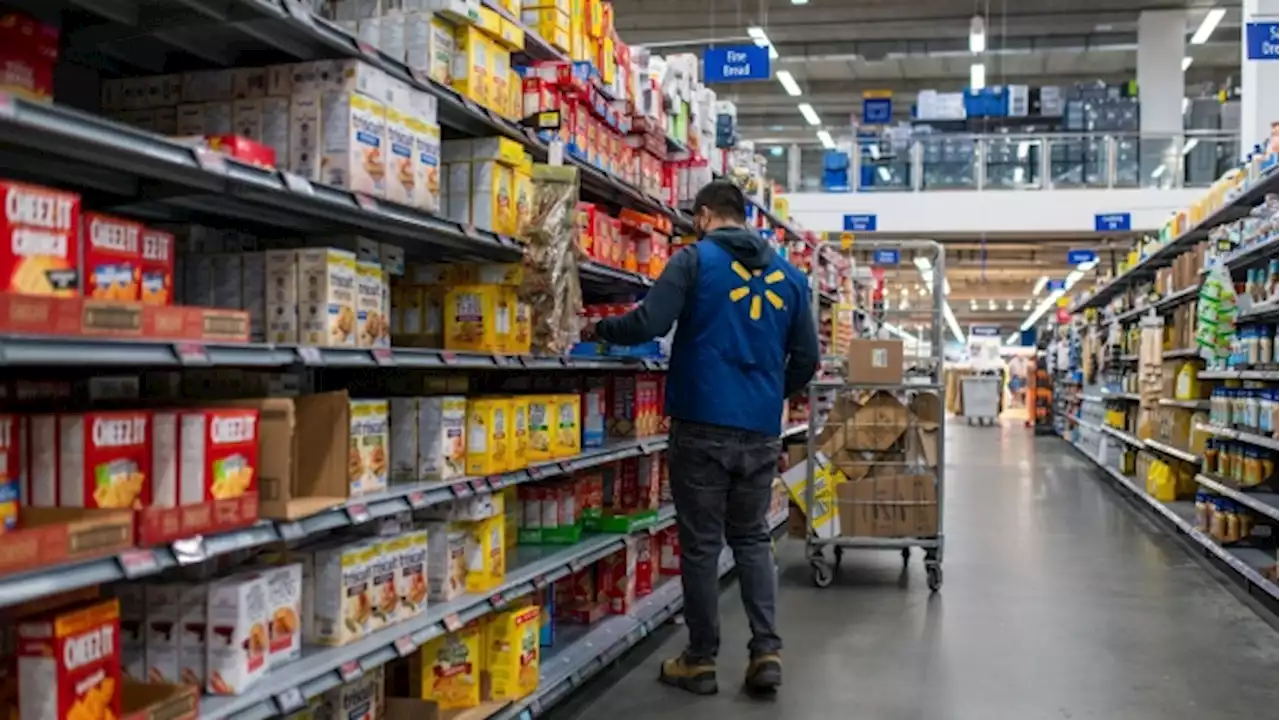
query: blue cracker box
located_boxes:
[539,583,556,647]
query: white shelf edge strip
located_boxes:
[1193,473,1280,521]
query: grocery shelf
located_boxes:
[1099,390,1141,401]
[1143,438,1200,465]
[1099,424,1142,448]
[1162,348,1202,360]
[1195,423,1280,451]
[1207,234,1280,275]
[1070,443,1279,600]
[0,437,666,610]
[1197,369,1278,381]
[1118,354,1138,363]
[201,507,678,720]
[479,0,567,62]
[1193,473,1280,520]
[1081,396,1103,404]
[1158,398,1210,410]
[1239,299,1279,322]
[1071,166,1279,312]
[0,334,668,371]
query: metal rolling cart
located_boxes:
[802,239,947,591]
[960,373,1001,425]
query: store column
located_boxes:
[1137,10,1186,186]
[1240,0,1279,156]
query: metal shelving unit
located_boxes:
[1157,398,1210,410]
[1196,423,1280,452]
[1099,424,1142,448]
[1193,473,1280,521]
[1144,438,1200,465]
[1198,369,1280,381]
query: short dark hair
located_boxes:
[692,180,747,223]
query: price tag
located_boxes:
[275,688,305,714]
[557,461,573,474]
[281,171,314,196]
[278,522,306,542]
[450,482,470,498]
[407,490,427,509]
[460,96,482,115]
[394,635,417,657]
[407,67,429,86]
[118,549,159,579]
[440,351,457,365]
[347,504,371,524]
[356,40,379,59]
[442,613,463,632]
[460,224,482,240]
[486,476,503,490]
[297,346,323,365]
[172,536,207,565]
[469,478,487,493]
[527,465,544,480]
[354,193,377,212]
[532,575,549,590]
[173,342,209,366]
[489,592,505,608]
[492,354,510,367]
[193,147,227,174]
[338,661,363,682]
[371,348,396,366]
[282,0,314,23]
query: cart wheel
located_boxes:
[926,564,943,592]
[810,560,835,588]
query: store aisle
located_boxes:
[555,421,1278,719]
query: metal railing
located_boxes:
[795,131,1240,193]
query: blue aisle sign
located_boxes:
[1094,212,1131,231]
[703,45,771,83]
[1245,21,1279,60]
[862,92,893,125]
[1046,279,1066,292]
[1067,249,1098,265]
[969,325,1001,337]
[872,248,900,265]
[843,214,877,231]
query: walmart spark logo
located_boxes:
[728,261,786,320]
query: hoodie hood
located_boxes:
[704,226,776,270]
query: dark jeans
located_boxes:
[669,419,782,661]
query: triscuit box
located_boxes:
[409,118,441,213]
[367,539,399,631]
[260,564,302,667]
[206,572,269,695]
[298,247,357,347]
[349,398,389,497]
[484,603,540,701]
[385,106,417,206]
[265,249,299,343]
[425,520,467,602]
[414,622,483,710]
[312,540,374,646]
[321,91,387,196]
[289,92,323,181]
[389,396,467,483]
[393,530,430,619]
[355,260,389,348]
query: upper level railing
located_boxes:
[789,131,1241,193]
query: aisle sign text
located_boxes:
[843,214,877,232]
[871,248,900,265]
[1094,213,1131,232]
[1245,21,1279,60]
[1067,249,1098,265]
[704,45,771,83]
[862,91,893,125]
[1046,279,1066,292]
[969,326,1001,337]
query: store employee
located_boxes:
[593,180,819,696]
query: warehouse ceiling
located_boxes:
[612,0,1243,141]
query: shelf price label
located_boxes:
[338,660,363,682]
[489,592,505,608]
[371,348,396,366]
[282,0,314,23]
[193,147,227,174]
[346,504,371,524]
[394,636,417,657]
[297,346,324,366]
[173,342,209,366]
[280,171,315,196]
[354,193,377,212]
[355,40,379,60]
[442,613,463,632]
[468,478,487,493]
[118,549,160,579]
[277,522,307,542]
[440,351,458,366]
[407,67,429,87]
[407,490,427,509]
[274,688,305,714]
[450,482,471,498]
[172,536,207,565]
[486,476,503,490]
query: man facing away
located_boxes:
[593,180,819,695]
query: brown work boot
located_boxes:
[658,653,718,695]
[745,653,782,693]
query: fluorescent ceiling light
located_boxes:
[868,144,881,160]
[970,62,986,90]
[1182,138,1199,154]
[1183,97,1190,113]
[943,303,964,343]
[777,70,802,97]
[969,299,978,309]
[1023,299,1032,310]
[1190,8,1225,44]
[1006,332,1018,344]
[1076,258,1098,272]
[1017,141,1030,160]
[1006,299,1014,310]
[918,286,928,296]
[746,26,779,59]
[1182,56,1194,71]
[1032,275,1048,295]
[798,102,821,125]
[817,130,835,149]
[877,166,892,182]
[792,0,810,4]
[969,15,986,53]
[988,299,997,310]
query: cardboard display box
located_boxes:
[845,339,903,385]
[837,474,937,538]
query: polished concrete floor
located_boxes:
[555,421,1279,719]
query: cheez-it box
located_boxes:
[57,411,150,510]
[180,409,258,504]
[81,212,142,301]
[0,180,80,296]
[139,229,174,305]
[17,598,122,720]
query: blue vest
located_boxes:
[666,239,808,436]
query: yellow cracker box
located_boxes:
[349,399,389,497]
[462,514,505,593]
[507,396,528,472]
[485,603,540,701]
[466,397,510,475]
[444,284,503,353]
[526,395,553,462]
[416,622,482,709]
[501,485,518,552]
[451,26,491,108]
[551,394,581,457]
[471,160,514,235]
[504,288,531,354]
[394,530,430,619]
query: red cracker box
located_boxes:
[636,373,661,436]
[635,534,658,598]
[596,537,636,615]
[608,457,640,513]
[17,598,121,720]
[179,409,259,505]
[0,180,80,296]
[139,229,174,306]
[636,454,660,511]
[81,212,142,301]
[657,524,680,576]
[55,411,150,510]
[206,135,276,168]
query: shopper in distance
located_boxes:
[592,180,819,696]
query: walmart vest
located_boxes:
[666,238,808,436]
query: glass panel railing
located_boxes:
[784,131,1240,192]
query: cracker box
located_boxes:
[298,247,357,347]
[443,284,503,353]
[366,539,399,631]
[657,524,680,575]
[389,396,466,483]
[17,599,121,720]
[550,394,581,457]
[506,396,528,472]
[110,583,145,682]
[635,534,658,598]
[349,399,389,497]
[485,603,540,702]
[312,541,374,646]
[385,107,416,206]
[143,583,181,684]
[581,377,607,448]
[56,411,150,510]
[81,212,142,301]
[261,564,302,667]
[355,260,389,348]
[336,671,380,720]
[409,117,441,212]
[177,409,259,504]
[139,228,174,305]
[0,413,19,530]
[606,374,637,438]
[425,520,467,602]
[525,395,553,462]
[465,397,509,475]
[321,91,387,196]
[0,180,80,296]
[206,573,269,695]
[177,582,207,686]
[416,621,482,710]
[265,249,299,343]
[597,537,636,615]
[394,530,429,619]
[462,515,504,593]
